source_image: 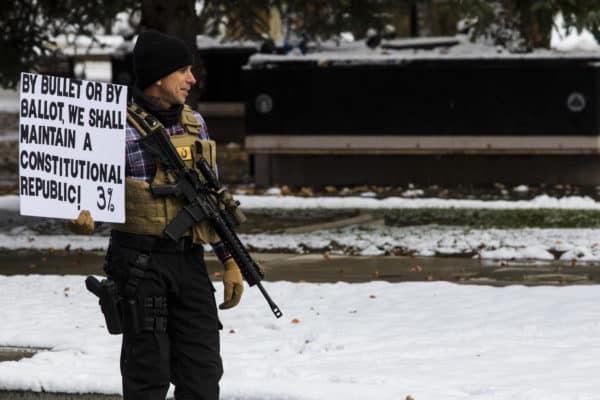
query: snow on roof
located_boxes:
[196,35,260,50]
[247,35,600,67]
[51,34,126,56]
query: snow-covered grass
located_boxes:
[241,225,600,260]
[0,89,19,113]
[0,195,19,211]
[1,276,600,399]
[5,193,600,211]
[5,195,600,261]
[235,194,600,210]
[4,225,600,261]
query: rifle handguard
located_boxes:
[218,190,247,226]
[133,108,282,318]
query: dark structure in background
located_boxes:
[244,52,600,186]
[111,51,134,86]
[195,43,258,143]
[112,40,257,143]
[109,35,600,187]
[198,45,256,102]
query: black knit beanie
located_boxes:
[133,31,193,90]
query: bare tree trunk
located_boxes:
[517,2,552,49]
[139,0,204,108]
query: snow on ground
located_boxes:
[0,195,19,211]
[0,89,19,113]
[1,276,600,399]
[248,225,600,260]
[4,225,600,261]
[4,193,600,211]
[0,132,18,142]
[236,193,600,210]
[4,195,600,260]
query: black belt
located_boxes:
[110,230,197,253]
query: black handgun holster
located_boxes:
[107,241,167,336]
[85,275,123,335]
[87,247,164,335]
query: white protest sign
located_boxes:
[19,72,126,223]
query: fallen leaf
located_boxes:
[369,295,376,299]
[281,185,293,195]
[291,318,300,324]
[229,329,236,334]
[299,187,314,197]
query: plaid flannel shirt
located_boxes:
[125,110,210,182]
[125,108,232,263]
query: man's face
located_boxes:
[156,65,196,107]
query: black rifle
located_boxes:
[130,111,282,319]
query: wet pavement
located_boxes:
[0,393,120,400]
[3,249,600,285]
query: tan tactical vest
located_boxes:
[112,104,220,244]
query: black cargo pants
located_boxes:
[105,230,223,400]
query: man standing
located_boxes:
[79,31,244,400]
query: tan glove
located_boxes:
[219,258,244,310]
[66,210,95,235]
